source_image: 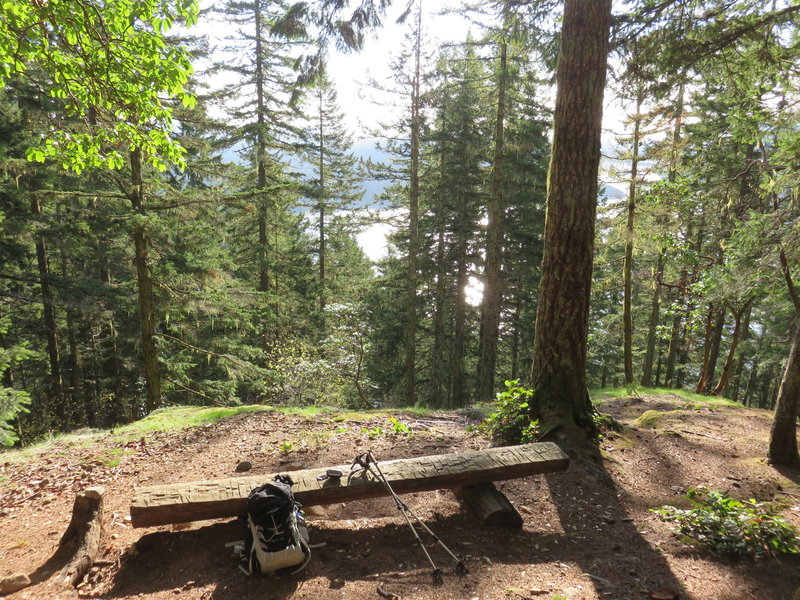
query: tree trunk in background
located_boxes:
[254,0,272,346]
[705,308,726,391]
[32,195,64,422]
[510,299,521,381]
[641,252,664,387]
[404,0,422,406]
[641,83,684,388]
[623,90,643,386]
[529,0,612,445]
[730,304,751,402]
[712,300,752,396]
[318,84,327,313]
[450,204,469,408]
[478,20,508,403]
[130,148,161,413]
[697,304,725,394]
[60,242,82,427]
[432,186,448,408]
[696,304,715,393]
[664,310,681,387]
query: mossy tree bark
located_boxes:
[528,0,611,446]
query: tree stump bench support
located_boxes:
[130,442,569,529]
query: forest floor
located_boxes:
[2,392,800,600]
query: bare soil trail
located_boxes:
[1,395,799,600]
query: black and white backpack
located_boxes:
[242,475,311,575]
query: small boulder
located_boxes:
[235,461,252,473]
[0,573,31,594]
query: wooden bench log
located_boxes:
[453,482,524,528]
[130,442,568,528]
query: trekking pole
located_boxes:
[352,451,468,581]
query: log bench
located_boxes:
[130,442,569,529]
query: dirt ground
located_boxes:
[2,394,800,600]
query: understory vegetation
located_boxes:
[654,488,800,559]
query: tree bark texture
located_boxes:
[529,0,611,442]
[768,323,800,465]
[130,149,161,413]
[478,26,508,404]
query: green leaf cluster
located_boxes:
[654,488,800,558]
[480,380,538,444]
[0,0,199,171]
[0,314,32,446]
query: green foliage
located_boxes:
[1,0,199,171]
[361,426,385,440]
[481,380,539,444]
[278,440,295,454]
[387,415,412,435]
[654,488,800,558]
[115,405,272,438]
[0,315,33,446]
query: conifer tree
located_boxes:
[301,72,363,315]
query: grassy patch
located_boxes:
[112,404,274,438]
[634,409,681,428]
[590,386,743,408]
[1,404,275,463]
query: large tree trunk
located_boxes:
[403,1,422,406]
[317,84,327,314]
[130,149,161,413]
[768,323,800,465]
[768,253,800,463]
[529,0,612,444]
[623,90,643,386]
[477,8,509,404]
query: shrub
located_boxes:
[653,488,800,558]
[481,380,538,444]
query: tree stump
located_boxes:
[58,486,105,586]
